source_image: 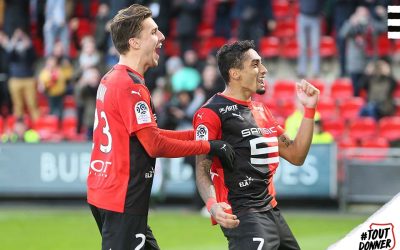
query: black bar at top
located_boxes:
[388,12,400,19]
[388,26,400,32]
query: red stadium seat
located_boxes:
[272,1,290,19]
[62,117,78,140]
[379,116,400,142]
[32,115,59,141]
[197,22,214,39]
[277,99,296,118]
[273,19,296,40]
[164,38,181,57]
[0,116,3,134]
[259,36,280,58]
[322,118,345,140]
[377,35,393,57]
[320,36,336,58]
[359,136,389,161]
[348,117,377,141]
[317,97,337,120]
[273,80,297,100]
[338,137,358,149]
[394,81,400,99]
[64,95,77,109]
[281,39,298,60]
[361,136,389,148]
[331,78,353,102]
[199,37,227,59]
[338,97,364,121]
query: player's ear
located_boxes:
[128,37,141,49]
[229,68,240,81]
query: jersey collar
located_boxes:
[217,93,251,106]
[114,64,145,80]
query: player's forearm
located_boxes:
[289,118,314,165]
[136,127,210,158]
[195,155,216,203]
[159,129,194,140]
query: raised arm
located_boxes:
[278,80,320,166]
[195,154,239,229]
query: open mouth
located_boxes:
[258,77,265,88]
[155,43,162,55]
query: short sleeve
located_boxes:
[117,84,157,134]
[192,108,221,141]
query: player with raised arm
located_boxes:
[193,40,320,250]
[87,4,234,250]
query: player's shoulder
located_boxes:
[103,65,146,89]
[251,100,271,114]
[202,93,231,109]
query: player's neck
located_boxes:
[222,86,252,102]
[118,54,146,76]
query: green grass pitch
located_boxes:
[0,207,367,250]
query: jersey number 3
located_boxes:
[93,108,113,153]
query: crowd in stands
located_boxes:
[0,0,399,153]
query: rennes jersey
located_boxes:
[193,93,285,216]
[87,64,157,215]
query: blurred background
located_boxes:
[0,0,400,249]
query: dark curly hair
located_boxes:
[216,40,255,84]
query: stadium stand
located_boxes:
[330,78,353,102]
[379,116,400,142]
[316,97,337,121]
[259,36,280,59]
[348,117,377,141]
[273,79,297,101]
[338,97,364,121]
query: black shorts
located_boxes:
[221,207,300,250]
[89,204,160,250]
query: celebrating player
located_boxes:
[193,40,320,250]
[86,4,234,250]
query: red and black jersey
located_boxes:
[87,64,157,215]
[193,93,285,216]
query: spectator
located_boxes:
[331,0,359,77]
[339,6,387,96]
[171,50,202,93]
[3,0,30,37]
[75,67,100,140]
[94,3,111,52]
[199,64,225,101]
[173,0,204,54]
[79,35,101,70]
[43,0,70,57]
[312,117,334,144]
[38,56,73,121]
[360,60,396,120]
[232,0,275,49]
[5,28,39,121]
[1,117,40,143]
[0,30,10,117]
[297,0,326,78]
[285,100,323,141]
[203,0,234,39]
[158,90,202,130]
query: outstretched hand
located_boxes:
[209,140,235,171]
[209,202,240,229]
[296,79,320,108]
